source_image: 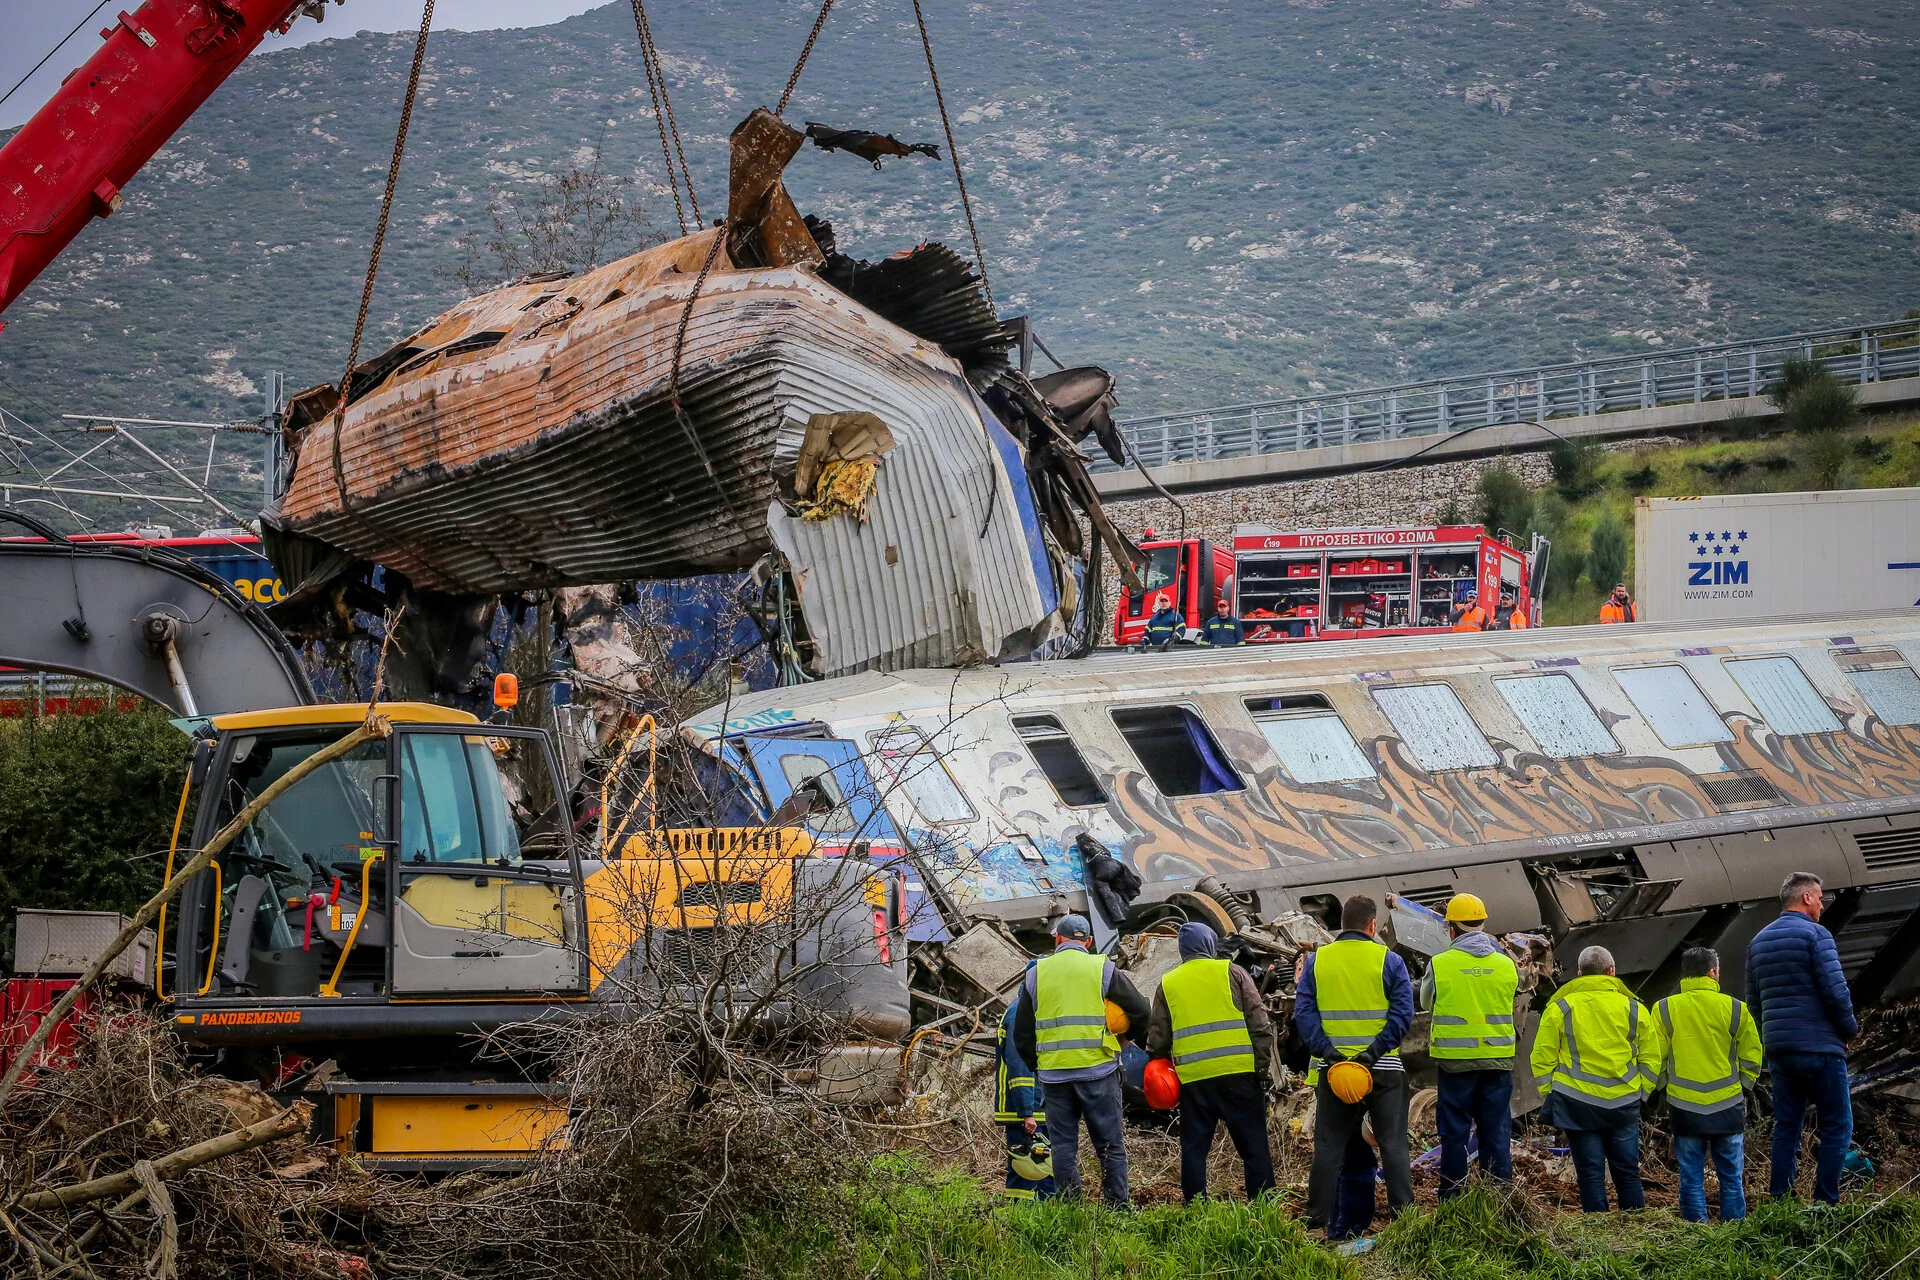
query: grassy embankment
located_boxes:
[1516,407,1920,627]
[715,1167,1920,1280]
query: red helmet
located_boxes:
[1143,1057,1181,1110]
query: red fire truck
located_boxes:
[1114,523,1546,645]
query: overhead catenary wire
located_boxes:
[910,0,994,313]
[329,0,437,508]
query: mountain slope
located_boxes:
[1,0,1916,447]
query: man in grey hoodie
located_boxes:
[1417,894,1520,1198]
[1146,922,1276,1201]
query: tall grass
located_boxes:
[1378,1182,1920,1280]
[714,1160,1356,1279]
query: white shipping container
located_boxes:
[1634,488,1920,622]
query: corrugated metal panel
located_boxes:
[279,247,1003,595]
[766,347,1051,676]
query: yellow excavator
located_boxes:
[3,521,910,1169]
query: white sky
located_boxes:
[0,1,606,129]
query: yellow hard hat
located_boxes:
[1444,892,1489,924]
[1327,1060,1373,1105]
[1104,999,1130,1036]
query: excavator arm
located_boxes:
[0,0,318,318]
[0,509,312,715]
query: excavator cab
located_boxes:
[170,704,588,1040]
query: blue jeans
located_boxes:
[1675,1132,1746,1222]
[1043,1073,1129,1206]
[1567,1121,1644,1212]
[1768,1052,1853,1203]
[1436,1069,1513,1198]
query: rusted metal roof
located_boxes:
[268,107,1134,679]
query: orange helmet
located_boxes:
[1143,1057,1181,1110]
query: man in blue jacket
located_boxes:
[1746,871,1858,1204]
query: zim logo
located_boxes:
[1687,528,1748,587]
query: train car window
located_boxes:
[1724,656,1842,736]
[1109,706,1246,797]
[1371,684,1499,771]
[866,726,976,824]
[1842,656,1920,727]
[1244,695,1375,783]
[1494,674,1621,758]
[1613,665,1734,748]
[1012,715,1108,807]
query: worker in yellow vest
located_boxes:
[1294,894,1416,1236]
[1529,945,1665,1212]
[1416,893,1520,1199]
[1012,914,1150,1205]
[1145,922,1275,1202]
[1656,947,1762,1223]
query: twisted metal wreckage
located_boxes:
[261,106,1139,698]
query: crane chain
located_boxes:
[628,0,701,233]
[331,0,436,507]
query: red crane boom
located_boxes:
[0,0,310,321]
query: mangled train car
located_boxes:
[676,609,1920,1024]
[262,109,1135,685]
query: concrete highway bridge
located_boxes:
[1092,319,1920,500]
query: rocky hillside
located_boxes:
[2,0,1917,446]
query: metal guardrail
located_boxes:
[1099,319,1920,473]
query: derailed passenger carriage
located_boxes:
[683,609,1920,1011]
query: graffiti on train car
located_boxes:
[1090,712,1920,883]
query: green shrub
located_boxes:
[1853,435,1894,465]
[1622,463,1659,494]
[1587,511,1629,589]
[1476,462,1533,536]
[1785,375,1859,435]
[0,696,187,966]
[1764,353,1825,410]
[1719,410,1764,441]
[1797,430,1854,489]
[1547,437,1603,500]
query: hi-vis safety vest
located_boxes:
[1309,938,1399,1072]
[1161,957,1255,1083]
[1655,976,1761,1115]
[1535,974,1660,1109]
[1429,943,1520,1061]
[1034,948,1119,1074]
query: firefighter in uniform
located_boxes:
[1418,893,1520,1198]
[1656,947,1762,1222]
[1146,922,1275,1202]
[994,996,1055,1200]
[1013,915,1150,1205]
[1529,945,1665,1212]
[1143,594,1184,649]
[1294,895,1416,1234]
[1201,597,1245,646]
